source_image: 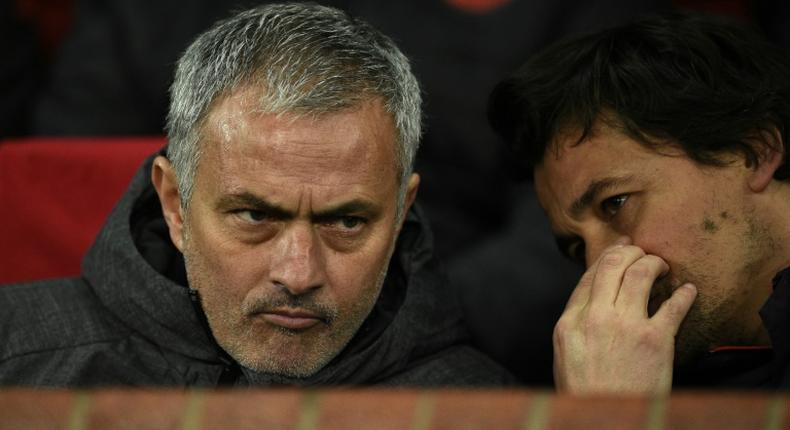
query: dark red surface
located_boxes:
[0,389,785,430]
[0,137,165,284]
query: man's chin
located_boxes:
[672,315,714,371]
[234,349,331,378]
[223,327,351,378]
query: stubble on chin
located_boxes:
[670,265,764,370]
[675,214,777,367]
[190,256,391,378]
[649,268,717,369]
[180,215,399,377]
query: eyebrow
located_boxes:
[216,192,380,221]
[312,200,380,222]
[216,192,292,220]
[569,175,634,219]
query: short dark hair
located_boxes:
[488,12,790,180]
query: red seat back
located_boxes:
[0,137,165,284]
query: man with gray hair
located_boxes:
[0,3,512,386]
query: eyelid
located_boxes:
[232,209,267,223]
[316,213,366,223]
[327,215,366,228]
[319,217,367,245]
[601,193,627,204]
[600,194,629,218]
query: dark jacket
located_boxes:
[675,267,790,389]
[0,154,514,387]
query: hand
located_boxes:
[552,240,697,395]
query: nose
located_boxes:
[584,233,632,268]
[269,222,326,296]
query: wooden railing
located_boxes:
[0,388,786,429]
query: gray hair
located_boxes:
[166,3,422,217]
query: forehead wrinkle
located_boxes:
[296,186,308,215]
[199,89,399,220]
[220,182,313,216]
[272,141,353,169]
[206,89,397,180]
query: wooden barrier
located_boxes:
[0,388,786,429]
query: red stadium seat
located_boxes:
[0,137,165,284]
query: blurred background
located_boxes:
[2,0,788,385]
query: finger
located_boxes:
[653,283,697,333]
[614,254,669,318]
[588,244,646,308]
[564,237,634,313]
[563,267,595,312]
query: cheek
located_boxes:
[632,215,726,293]
[324,230,394,301]
[631,212,700,265]
[185,216,269,293]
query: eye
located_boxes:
[600,194,629,218]
[321,216,367,238]
[333,216,366,231]
[235,209,267,223]
[339,216,363,230]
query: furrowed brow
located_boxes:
[216,192,293,220]
[312,199,380,222]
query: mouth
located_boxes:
[259,308,324,330]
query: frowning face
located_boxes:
[162,89,418,377]
[534,123,776,365]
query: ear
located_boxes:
[748,129,784,193]
[151,155,186,252]
[397,173,420,231]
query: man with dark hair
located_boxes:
[489,13,790,394]
[0,3,512,387]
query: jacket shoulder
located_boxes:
[0,278,128,362]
